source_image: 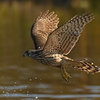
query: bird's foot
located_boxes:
[61,66,71,82]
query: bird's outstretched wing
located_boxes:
[31,10,59,49]
[43,13,94,55]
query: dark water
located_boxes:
[0,1,100,100]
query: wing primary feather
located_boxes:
[31,10,59,49]
[43,12,94,55]
[61,33,72,53]
[62,34,75,54]
[36,12,42,21]
[63,35,79,55]
[42,10,49,18]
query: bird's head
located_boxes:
[23,49,42,59]
[23,50,36,58]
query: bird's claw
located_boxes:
[61,66,71,82]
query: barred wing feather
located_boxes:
[43,13,94,55]
[31,10,59,49]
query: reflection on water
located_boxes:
[1,83,100,100]
[0,1,100,100]
[0,94,100,99]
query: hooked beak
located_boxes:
[23,53,27,57]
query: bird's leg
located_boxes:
[61,65,71,82]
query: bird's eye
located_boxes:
[28,52,31,56]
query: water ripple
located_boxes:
[0,94,100,98]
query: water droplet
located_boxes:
[20,89,22,91]
[27,91,29,93]
[35,77,37,79]
[30,79,32,81]
[91,63,94,65]
[35,96,38,99]
[40,78,42,80]
[6,92,9,94]
[14,90,16,92]
[2,76,4,78]
[2,91,5,93]
[25,85,27,88]
[44,87,45,89]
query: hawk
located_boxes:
[23,10,100,81]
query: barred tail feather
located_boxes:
[62,57,100,74]
[73,59,100,74]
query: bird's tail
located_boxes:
[62,57,100,74]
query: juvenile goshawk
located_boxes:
[23,10,100,81]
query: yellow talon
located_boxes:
[61,66,71,81]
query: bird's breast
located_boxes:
[36,54,63,67]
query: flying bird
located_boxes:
[23,10,100,81]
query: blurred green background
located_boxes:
[0,0,100,100]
